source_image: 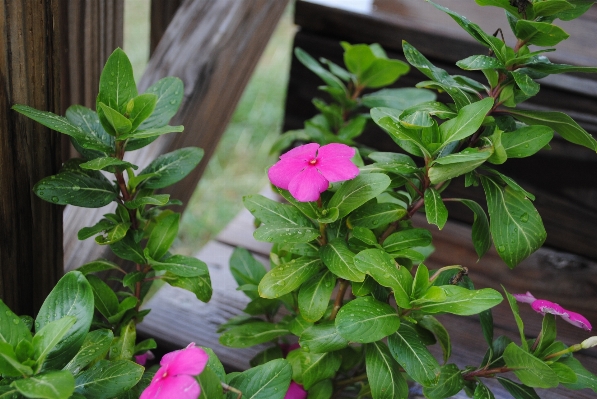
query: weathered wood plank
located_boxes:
[0,1,64,315]
[149,0,182,56]
[63,0,289,272]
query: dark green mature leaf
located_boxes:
[164,271,212,302]
[250,347,283,368]
[219,322,288,348]
[336,296,400,343]
[348,202,406,229]
[429,148,492,183]
[148,254,208,277]
[34,162,118,208]
[438,97,494,148]
[244,194,313,227]
[418,316,451,364]
[366,341,408,399]
[295,47,345,91]
[523,58,597,75]
[535,314,557,356]
[229,248,267,298]
[502,288,528,351]
[254,223,320,244]
[65,105,114,158]
[559,356,597,392]
[86,274,119,318]
[36,271,93,371]
[227,359,292,399]
[79,157,137,172]
[64,329,113,374]
[474,381,496,399]
[423,363,465,399]
[424,188,448,230]
[481,176,546,268]
[0,300,32,347]
[197,367,224,399]
[75,259,121,275]
[97,48,138,113]
[416,285,502,315]
[146,213,179,260]
[354,249,413,308]
[503,343,559,388]
[320,239,365,282]
[119,124,184,140]
[32,317,76,370]
[457,199,491,259]
[138,147,204,189]
[382,228,433,254]
[300,322,348,353]
[361,88,435,110]
[307,380,333,399]
[370,107,429,157]
[12,370,74,399]
[507,109,597,151]
[109,231,146,264]
[515,20,570,46]
[259,257,322,298]
[457,55,504,70]
[497,377,540,399]
[501,125,553,158]
[74,359,143,399]
[109,321,136,361]
[388,322,441,386]
[298,270,336,322]
[327,174,391,218]
[288,350,341,390]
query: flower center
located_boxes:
[308,158,317,165]
[162,371,168,378]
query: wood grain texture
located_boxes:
[63,0,289,273]
[0,0,64,315]
[149,0,182,56]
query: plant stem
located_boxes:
[335,372,368,387]
[221,382,243,399]
[463,366,513,381]
[330,279,350,320]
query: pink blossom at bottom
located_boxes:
[284,381,307,399]
[514,292,592,331]
[140,343,209,399]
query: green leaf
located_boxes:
[457,55,504,70]
[138,147,204,189]
[342,43,376,78]
[97,48,138,113]
[335,296,400,343]
[382,228,433,254]
[424,188,448,230]
[119,124,184,140]
[0,342,33,377]
[12,105,113,154]
[197,367,224,399]
[63,329,114,374]
[559,356,597,392]
[306,379,333,399]
[0,300,32,347]
[148,254,209,278]
[423,363,465,399]
[275,188,320,219]
[497,377,540,399]
[354,249,413,308]
[94,222,130,245]
[12,370,74,399]
[535,314,557,356]
[456,199,491,259]
[418,316,451,364]
[250,347,284,367]
[361,88,436,111]
[474,381,496,399]
[550,361,577,384]
[219,322,288,348]
[515,20,570,46]
[109,231,146,264]
[523,58,597,75]
[319,239,365,282]
[227,359,292,399]
[128,93,158,131]
[65,105,114,159]
[503,343,559,388]
[124,193,170,209]
[428,148,492,183]
[399,102,457,125]
[388,322,441,386]
[416,285,502,315]
[259,257,322,298]
[35,271,94,371]
[33,164,118,208]
[502,288,528,351]
[164,272,212,302]
[244,194,313,227]
[327,174,391,219]
[295,48,346,92]
[501,125,553,158]
[86,274,119,318]
[366,341,408,399]
[287,350,341,390]
[360,58,410,88]
[74,359,143,399]
[77,219,114,240]
[79,157,137,172]
[298,270,336,322]
[146,213,179,260]
[98,102,132,136]
[33,317,77,369]
[229,248,267,293]
[507,109,597,151]
[347,202,406,229]
[481,176,546,268]
[438,97,494,147]
[370,107,429,157]
[300,322,349,353]
[109,321,136,361]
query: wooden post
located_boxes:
[0,1,64,315]
[149,0,183,56]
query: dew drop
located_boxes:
[170,100,176,105]
[13,319,19,324]
[520,213,529,223]
[39,191,44,196]
[5,311,11,316]
[51,196,59,203]
[498,245,505,252]
[72,186,80,191]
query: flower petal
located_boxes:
[268,158,307,190]
[284,381,308,399]
[561,311,592,331]
[531,300,566,316]
[316,158,359,183]
[165,345,209,376]
[288,167,329,202]
[141,374,200,399]
[513,291,537,304]
[316,143,355,159]
[280,143,319,160]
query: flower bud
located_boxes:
[581,336,597,349]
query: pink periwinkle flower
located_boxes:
[140,343,209,399]
[268,143,359,202]
[135,350,155,366]
[284,381,307,399]
[514,292,592,331]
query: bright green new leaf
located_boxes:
[94,222,130,245]
[503,342,559,388]
[559,356,597,392]
[0,300,32,347]
[33,316,77,369]
[219,322,288,348]
[124,194,170,209]
[128,93,158,131]
[473,381,496,399]
[98,102,132,136]
[366,341,409,399]
[119,124,184,140]
[424,188,448,230]
[327,173,391,218]
[438,97,494,147]
[320,239,365,282]
[254,223,320,244]
[342,43,376,77]
[360,58,410,88]
[146,213,180,260]
[287,349,341,390]
[12,370,75,399]
[503,288,528,351]
[336,296,400,343]
[371,107,429,157]
[0,342,33,377]
[97,48,138,113]
[74,359,143,399]
[515,20,570,46]
[300,322,349,353]
[244,194,313,227]
[348,202,407,229]
[361,88,436,111]
[79,156,137,172]
[511,71,540,97]
[259,257,322,298]
[456,199,491,259]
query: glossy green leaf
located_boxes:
[77,219,114,240]
[418,315,451,364]
[219,322,288,348]
[361,88,435,111]
[74,359,143,399]
[429,148,492,183]
[65,105,114,158]
[98,102,132,136]
[275,187,320,219]
[497,377,540,399]
[423,363,464,399]
[503,288,528,351]
[254,221,320,244]
[63,329,114,374]
[457,55,504,70]
[250,347,284,368]
[33,316,77,369]
[197,367,224,399]
[287,350,341,390]
[295,47,346,92]
[109,231,146,264]
[515,20,570,46]
[457,199,491,259]
[355,249,412,307]
[109,321,136,361]
[229,248,267,295]
[382,228,433,255]
[0,300,32,347]
[300,322,348,353]
[128,93,158,131]
[124,193,170,209]
[327,173,391,218]
[366,341,408,399]
[347,202,406,229]
[523,58,597,75]
[79,156,137,171]
[342,43,376,77]
[438,97,494,147]
[335,296,400,343]
[416,285,502,315]
[97,48,138,113]
[361,58,410,88]
[511,71,540,98]
[227,359,292,399]
[0,342,32,377]
[148,254,209,277]
[138,147,204,189]
[298,270,336,322]
[86,274,119,318]
[370,107,429,157]
[501,125,553,158]
[35,271,94,371]
[503,342,559,388]
[559,356,597,392]
[146,213,179,260]
[473,381,496,399]
[424,188,448,230]
[306,379,333,399]
[12,370,74,399]
[94,222,130,245]
[320,239,365,282]
[481,176,546,268]
[259,257,322,298]
[388,322,441,386]
[164,271,212,302]
[244,194,313,227]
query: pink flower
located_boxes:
[514,292,592,331]
[268,143,359,202]
[284,381,307,399]
[140,343,209,399]
[135,351,155,366]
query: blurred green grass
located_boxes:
[124,1,296,255]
